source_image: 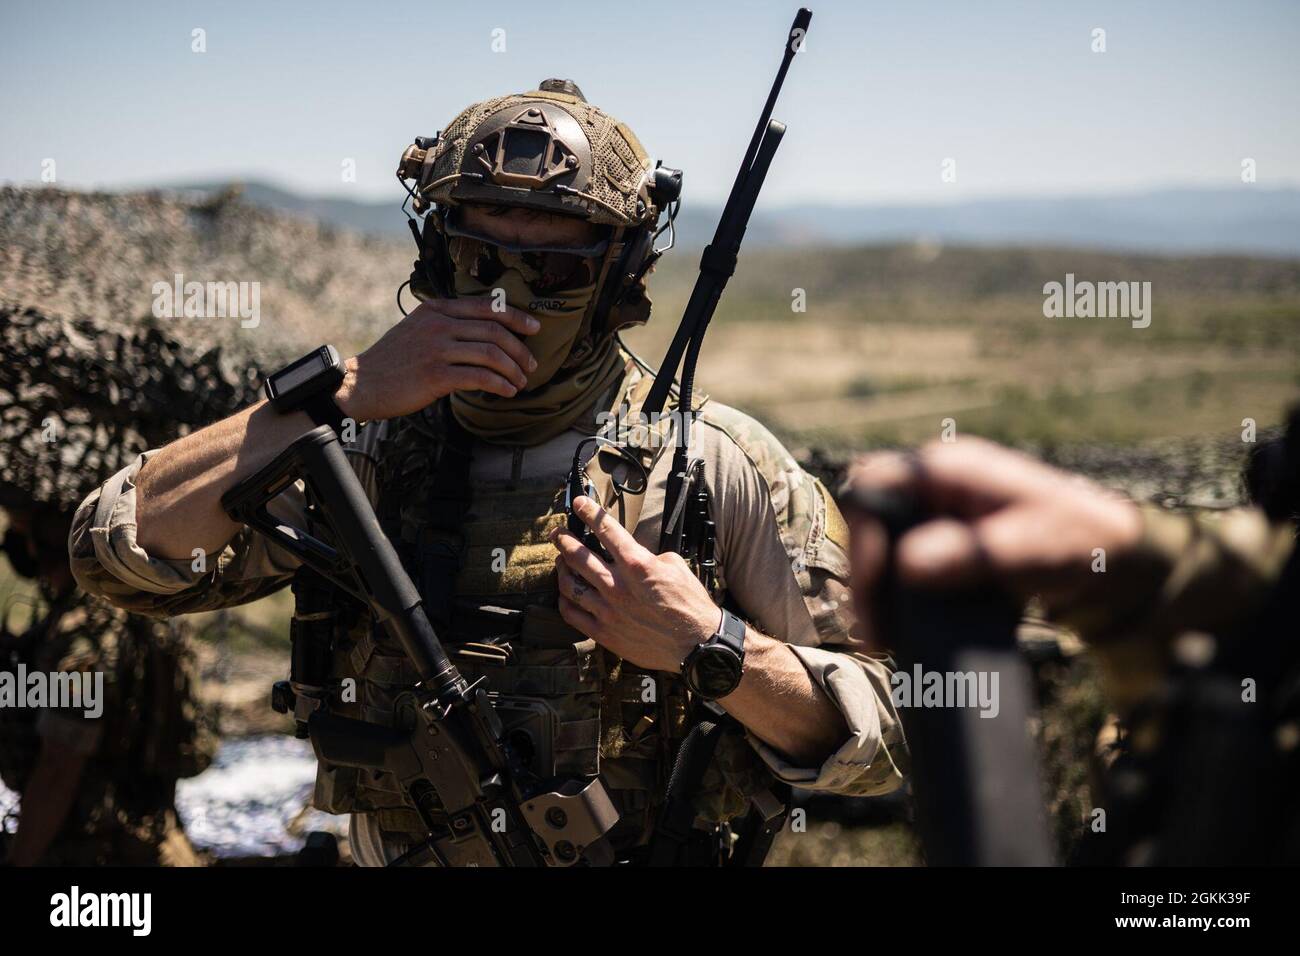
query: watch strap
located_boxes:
[714,607,746,657]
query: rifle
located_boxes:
[837,411,1300,866]
[222,425,619,866]
[1085,407,1300,865]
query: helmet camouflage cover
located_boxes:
[407,79,659,227]
[0,306,262,514]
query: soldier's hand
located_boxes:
[333,298,540,422]
[550,496,722,673]
[844,438,1142,632]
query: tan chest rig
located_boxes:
[302,398,695,852]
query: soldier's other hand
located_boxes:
[843,438,1142,630]
[333,299,540,422]
[550,496,722,673]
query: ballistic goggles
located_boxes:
[441,209,612,294]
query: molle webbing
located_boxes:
[455,486,567,598]
[371,402,475,634]
[413,409,474,630]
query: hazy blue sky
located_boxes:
[2,0,1297,206]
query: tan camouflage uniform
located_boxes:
[70,359,907,863]
[1052,503,1296,711]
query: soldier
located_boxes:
[0,504,213,866]
[839,436,1295,708]
[841,432,1300,863]
[69,80,908,865]
[0,309,241,866]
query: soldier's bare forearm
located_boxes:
[719,632,849,767]
[135,399,315,560]
[132,300,545,563]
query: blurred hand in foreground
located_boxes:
[842,438,1143,647]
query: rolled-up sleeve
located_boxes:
[70,451,302,617]
[748,645,906,795]
[1051,504,1297,712]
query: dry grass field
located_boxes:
[627,243,1300,451]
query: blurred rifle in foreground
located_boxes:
[1085,408,1300,865]
[837,485,1054,866]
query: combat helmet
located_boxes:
[397,79,683,339]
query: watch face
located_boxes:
[689,645,744,699]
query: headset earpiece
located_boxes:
[589,223,654,337]
[406,208,455,301]
[590,164,681,336]
[620,226,657,293]
[397,135,439,213]
[650,164,683,208]
[397,134,455,299]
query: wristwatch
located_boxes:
[263,345,348,432]
[681,608,747,701]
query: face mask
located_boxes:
[451,241,599,390]
[443,228,625,445]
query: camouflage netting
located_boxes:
[425,90,656,226]
[0,186,409,360]
[0,306,263,514]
